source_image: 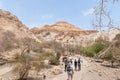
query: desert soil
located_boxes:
[51,56,120,80]
[0,56,120,80]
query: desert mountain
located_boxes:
[0,9,119,52]
[31,21,120,47]
[30,21,98,46]
[0,9,40,54]
[31,21,82,33]
[0,9,120,80]
[0,9,29,38]
[31,21,98,34]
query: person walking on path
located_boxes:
[77,58,83,71]
[70,59,73,64]
[66,61,74,80]
[64,59,68,72]
[74,59,77,71]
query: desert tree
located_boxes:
[97,33,120,67]
[9,47,55,80]
[9,48,31,80]
[93,0,119,31]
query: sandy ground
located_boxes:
[0,56,120,80]
[0,64,15,80]
[0,64,12,76]
[51,56,120,80]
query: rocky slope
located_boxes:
[0,9,120,80]
[31,22,120,47]
[0,9,41,56]
[31,21,82,33]
[0,9,119,53]
[0,9,29,38]
[30,21,98,46]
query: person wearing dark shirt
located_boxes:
[64,59,68,72]
[74,59,77,71]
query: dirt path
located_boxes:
[0,56,120,80]
[51,56,120,80]
[0,64,12,76]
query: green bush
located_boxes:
[80,47,88,55]
[90,43,106,53]
[46,32,50,36]
[49,56,60,65]
[114,33,120,40]
[80,47,95,57]
[56,52,61,60]
[80,42,106,57]
[49,52,61,65]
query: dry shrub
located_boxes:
[0,30,18,52]
[42,40,65,54]
[20,37,43,53]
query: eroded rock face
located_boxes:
[30,21,120,47]
[0,9,119,51]
[30,21,98,46]
[31,21,95,34]
[0,9,28,30]
[0,10,35,53]
[50,21,82,32]
[0,9,30,38]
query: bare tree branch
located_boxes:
[93,0,119,31]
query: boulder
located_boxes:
[52,67,63,75]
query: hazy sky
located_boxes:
[0,0,120,30]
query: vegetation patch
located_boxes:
[80,42,107,57]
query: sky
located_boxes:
[0,0,120,30]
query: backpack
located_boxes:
[64,59,68,65]
[67,64,72,72]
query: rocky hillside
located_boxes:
[0,9,39,54]
[0,9,29,38]
[0,9,119,53]
[31,21,82,33]
[30,21,98,46]
[31,21,120,47]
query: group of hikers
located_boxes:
[63,57,83,80]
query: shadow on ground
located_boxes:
[17,77,43,80]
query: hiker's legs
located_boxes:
[43,75,46,80]
[78,64,80,71]
[78,65,79,70]
[67,74,73,80]
[78,64,81,71]
[65,65,67,71]
[67,74,71,80]
[75,66,77,71]
[80,64,81,70]
[70,74,73,80]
